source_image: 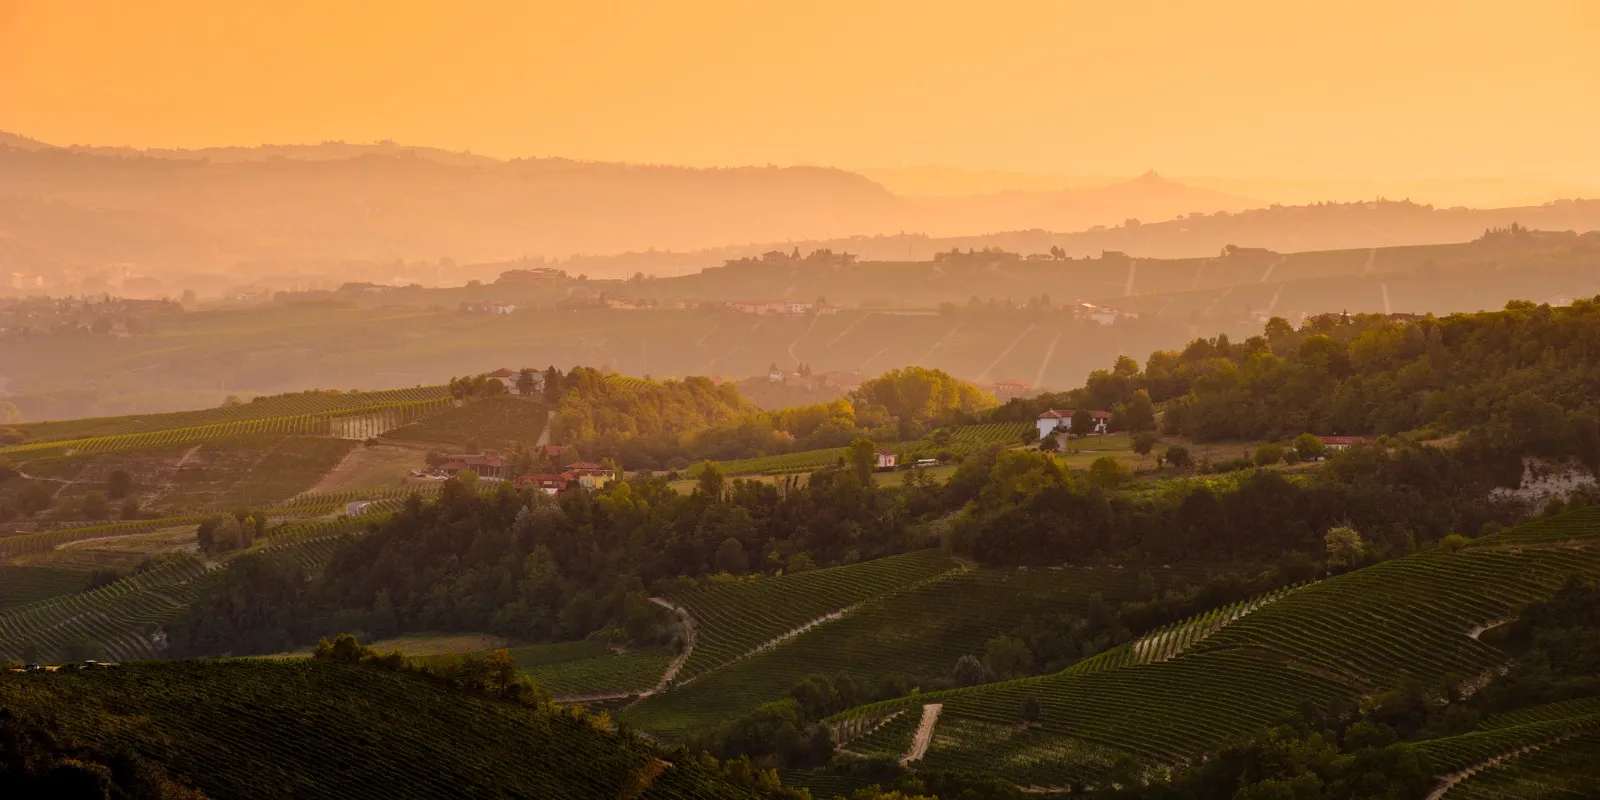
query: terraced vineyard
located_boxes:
[1468,504,1600,547]
[0,564,91,611]
[1434,728,1600,799]
[384,395,548,448]
[0,555,212,662]
[806,509,1600,787]
[940,422,1032,444]
[12,386,451,443]
[0,659,775,800]
[664,549,960,683]
[1192,547,1600,688]
[1415,705,1600,776]
[505,642,673,700]
[626,566,1187,740]
[1,399,451,461]
[268,486,436,518]
[0,517,203,560]
[905,651,1351,785]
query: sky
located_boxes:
[3,0,1598,180]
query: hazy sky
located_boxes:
[4,0,1597,179]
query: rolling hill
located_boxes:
[0,658,789,799]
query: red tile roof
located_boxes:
[1317,435,1372,446]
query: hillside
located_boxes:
[0,658,789,799]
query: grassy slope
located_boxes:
[0,659,771,800]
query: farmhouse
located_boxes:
[875,452,898,469]
[515,472,574,495]
[436,454,506,479]
[485,368,516,390]
[1037,409,1111,439]
[567,461,615,489]
[1317,435,1373,452]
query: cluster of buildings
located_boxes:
[732,300,841,316]
[765,365,865,391]
[427,445,616,495]
[0,296,180,339]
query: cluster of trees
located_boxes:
[1003,300,1600,458]
[0,709,208,799]
[445,373,509,400]
[170,460,926,656]
[550,365,994,470]
[195,511,268,556]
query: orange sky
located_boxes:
[3,0,1597,179]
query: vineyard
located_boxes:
[1429,728,1600,799]
[0,517,203,560]
[625,565,1202,741]
[518,644,673,700]
[605,375,658,392]
[1191,546,1600,688]
[937,422,1032,444]
[1468,504,1600,548]
[0,554,211,662]
[11,386,451,444]
[0,398,452,461]
[0,565,90,611]
[662,549,960,684]
[384,395,549,448]
[0,659,773,800]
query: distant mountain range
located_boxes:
[0,132,1253,279]
[5,131,1600,290]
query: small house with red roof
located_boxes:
[515,472,574,495]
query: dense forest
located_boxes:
[1002,298,1600,460]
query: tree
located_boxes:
[1164,445,1193,470]
[1088,456,1130,489]
[715,537,749,574]
[1325,525,1365,569]
[1293,433,1325,461]
[82,491,110,521]
[370,589,398,640]
[1021,695,1042,723]
[1253,444,1284,466]
[424,450,447,468]
[1119,389,1157,432]
[542,367,564,404]
[1131,431,1160,457]
[981,635,1034,680]
[847,438,877,483]
[516,368,538,396]
[952,654,990,687]
[119,497,140,520]
[697,461,726,499]
[106,470,134,500]
[1038,434,1059,452]
[1070,409,1098,437]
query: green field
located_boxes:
[0,554,211,662]
[0,659,773,799]
[384,394,548,448]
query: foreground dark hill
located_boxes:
[0,658,781,799]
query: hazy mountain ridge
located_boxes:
[1,132,1254,283]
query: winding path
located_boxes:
[902,703,943,764]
